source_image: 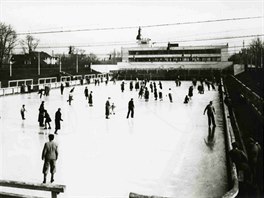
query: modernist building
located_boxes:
[117,41,233,70]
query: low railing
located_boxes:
[229,75,263,117]
[0,180,65,198]
[0,73,110,97]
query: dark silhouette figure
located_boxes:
[60,83,64,95]
[127,98,134,118]
[38,101,45,127]
[203,101,216,127]
[54,108,63,134]
[44,110,52,129]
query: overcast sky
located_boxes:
[0,0,263,57]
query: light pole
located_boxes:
[9,60,12,77]
[76,53,78,73]
[38,52,40,75]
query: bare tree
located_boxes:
[249,38,264,68]
[20,34,40,53]
[0,22,17,67]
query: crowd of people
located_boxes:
[14,76,262,195]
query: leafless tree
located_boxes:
[0,22,17,67]
[20,34,40,53]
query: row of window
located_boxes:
[128,57,221,62]
[128,49,222,55]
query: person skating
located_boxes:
[38,101,45,127]
[54,108,63,134]
[158,81,162,89]
[168,88,173,103]
[154,87,158,100]
[60,83,64,95]
[88,91,93,107]
[110,103,116,115]
[41,134,58,183]
[138,86,144,98]
[184,95,189,104]
[188,86,194,99]
[129,81,133,91]
[121,81,125,92]
[159,90,163,101]
[105,97,111,119]
[203,101,216,127]
[44,110,52,129]
[144,87,149,102]
[127,98,134,118]
[150,82,153,92]
[20,104,26,120]
[67,92,73,105]
[84,87,89,100]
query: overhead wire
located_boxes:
[17,16,263,35]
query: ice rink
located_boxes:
[0,80,228,198]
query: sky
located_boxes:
[0,0,263,58]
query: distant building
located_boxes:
[11,51,59,66]
[118,42,233,70]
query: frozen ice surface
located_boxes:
[0,81,228,197]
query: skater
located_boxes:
[150,82,153,92]
[88,91,93,106]
[84,87,89,100]
[121,81,125,92]
[154,87,158,100]
[158,81,162,89]
[38,101,45,127]
[54,108,63,134]
[188,86,194,99]
[168,88,173,102]
[67,92,73,105]
[38,88,45,99]
[184,95,189,104]
[60,83,64,95]
[105,97,111,119]
[203,101,216,127]
[110,103,116,115]
[159,90,163,101]
[144,87,149,102]
[129,81,133,91]
[44,110,52,129]
[135,80,139,91]
[138,86,144,98]
[20,104,26,120]
[127,98,134,118]
[41,134,58,183]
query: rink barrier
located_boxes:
[0,73,110,96]
[220,79,239,198]
[38,77,57,85]
[8,79,33,87]
[0,179,65,198]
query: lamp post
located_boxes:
[76,53,78,73]
[9,60,12,77]
[38,52,40,75]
